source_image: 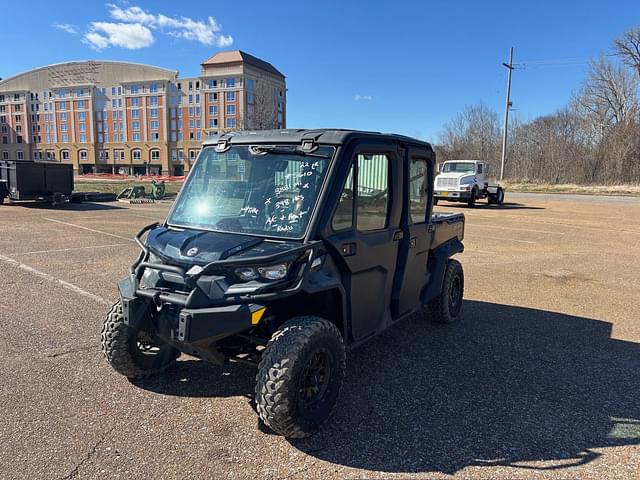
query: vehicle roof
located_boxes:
[202,129,433,150]
[443,159,484,163]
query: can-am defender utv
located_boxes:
[102,129,465,438]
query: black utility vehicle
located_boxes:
[102,129,465,438]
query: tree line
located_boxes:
[436,26,640,184]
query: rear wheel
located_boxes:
[255,316,346,438]
[496,187,505,205]
[101,302,179,379]
[427,259,464,324]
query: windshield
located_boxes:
[442,162,476,174]
[168,145,334,238]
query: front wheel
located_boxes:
[427,259,464,324]
[255,316,346,438]
[101,302,179,379]
[467,189,477,208]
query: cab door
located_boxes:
[324,143,402,342]
[393,148,436,317]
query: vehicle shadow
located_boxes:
[133,358,255,399]
[293,300,640,475]
[436,202,545,210]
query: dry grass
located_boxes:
[74,179,184,196]
[501,181,640,196]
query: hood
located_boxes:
[436,172,474,179]
[147,226,301,266]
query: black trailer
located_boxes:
[0,160,80,206]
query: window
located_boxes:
[151,120,159,130]
[226,91,235,102]
[209,105,218,116]
[61,134,69,143]
[79,150,88,161]
[209,118,218,128]
[150,96,158,106]
[132,150,141,161]
[79,134,87,143]
[59,101,67,110]
[209,92,218,102]
[356,154,389,230]
[16,151,24,160]
[132,121,140,131]
[208,79,217,89]
[60,123,68,132]
[79,123,86,132]
[226,78,235,87]
[131,98,139,107]
[410,158,428,223]
[1,151,8,159]
[151,150,160,161]
[226,105,236,115]
[112,99,117,109]
[78,112,86,121]
[150,83,158,93]
[62,150,70,160]
[477,163,483,174]
[332,164,355,230]
[77,100,85,109]
[130,85,139,94]
[111,87,117,96]
[150,108,158,118]
[189,107,194,117]
[188,95,193,105]
[131,109,140,119]
[226,118,236,129]
[60,112,67,121]
[133,133,141,142]
[195,94,200,105]
[189,119,194,129]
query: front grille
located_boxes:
[437,177,458,188]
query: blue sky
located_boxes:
[1,1,638,141]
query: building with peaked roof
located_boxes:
[0,51,286,175]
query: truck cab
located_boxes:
[434,160,504,207]
[102,129,466,438]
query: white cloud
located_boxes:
[354,94,373,101]
[106,4,233,47]
[54,23,78,34]
[83,22,154,50]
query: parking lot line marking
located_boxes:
[44,218,133,241]
[13,243,131,256]
[0,253,110,306]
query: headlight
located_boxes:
[234,263,289,282]
[257,263,288,280]
[235,267,259,281]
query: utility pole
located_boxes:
[500,47,514,181]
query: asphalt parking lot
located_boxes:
[1,192,639,480]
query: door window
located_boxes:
[409,158,428,224]
[332,163,354,231]
[356,154,389,231]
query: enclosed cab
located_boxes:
[101,129,466,438]
[434,160,504,207]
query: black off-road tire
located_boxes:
[427,259,464,324]
[467,188,477,208]
[101,302,179,379]
[255,316,346,439]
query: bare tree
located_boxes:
[248,78,279,130]
[614,27,640,79]
[574,56,638,129]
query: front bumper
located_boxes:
[434,190,472,200]
[118,276,265,347]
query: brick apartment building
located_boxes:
[0,51,286,175]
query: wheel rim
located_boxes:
[448,275,462,316]
[298,349,332,410]
[136,330,162,356]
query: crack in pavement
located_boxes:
[58,426,116,480]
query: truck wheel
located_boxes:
[433,197,439,205]
[428,259,464,324]
[496,187,505,205]
[101,301,179,379]
[467,189,477,208]
[255,316,346,438]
